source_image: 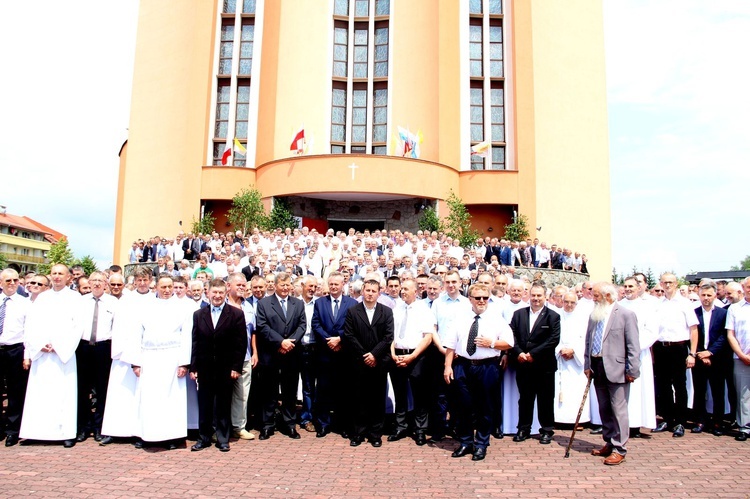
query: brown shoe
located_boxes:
[591,444,613,457]
[302,422,316,433]
[603,452,625,465]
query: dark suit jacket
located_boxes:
[182,238,201,260]
[509,305,561,372]
[694,306,729,359]
[584,302,641,383]
[342,303,394,368]
[255,294,306,366]
[500,246,512,266]
[190,304,248,375]
[241,265,260,282]
[312,294,358,362]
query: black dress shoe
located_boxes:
[93,430,103,442]
[539,433,552,444]
[5,435,19,447]
[63,439,76,448]
[258,429,274,440]
[672,424,685,437]
[133,438,144,449]
[387,430,408,442]
[99,436,114,446]
[217,443,230,452]
[191,440,211,451]
[166,440,179,450]
[316,429,329,438]
[19,439,32,446]
[691,424,705,434]
[472,447,486,461]
[451,444,473,458]
[370,438,382,447]
[589,426,603,435]
[652,421,669,433]
[736,432,748,442]
[340,431,349,439]
[287,428,301,439]
[349,438,362,447]
[712,427,724,437]
[492,430,504,439]
[512,431,529,442]
[415,433,427,446]
[76,431,89,443]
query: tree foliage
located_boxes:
[730,255,750,271]
[0,252,7,270]
[74,255,99,276]
[37,237,75,275]
[503,213,530,242]
[443,190,481,248]
[265,197,298,232]
[191,210,216,236]
[228,186,267,234]
[418,206,442,233]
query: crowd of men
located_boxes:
[1,227,749,466]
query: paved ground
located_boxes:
[1,427,748,498]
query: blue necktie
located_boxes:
[592,320,604,355]
[333,298,339,320]
[0,296,9,337]
[281,299,287,319]
[212,306,222,327]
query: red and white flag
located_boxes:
[221,139,233,165]
[290,128,305,154]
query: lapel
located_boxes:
[370,304,382,328]
[325,296,336,324]
[202,306,215,332]
[602,304,618,344]
[707,308,721,341]
[529,307,547,338]
[215,305,230,332]
[271,296,288,323]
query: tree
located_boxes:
[190,210,216,235]
[37,237,75,275]
[612,267,623,286]
[265,197,298,231]
[730,255,750,271]
[0,252,7,270]
[443,189,481,248]
[418,206,442,233]
[74,255,99,276]
[503,213,530,242]
[228,186,267,234]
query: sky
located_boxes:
[0,1,747,277]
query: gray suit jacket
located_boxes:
[584,302,641,383]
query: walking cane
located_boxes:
[564,376,593,458]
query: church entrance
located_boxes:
[327,219,385,234]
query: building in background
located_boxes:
[114,0,611,279]
[0,207,65,273]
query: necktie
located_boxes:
[0,296,9,337]
[466,315,480,356]
[333,298,339,320]
[90,297,100,345]
[427,299,433,308]
[399,306,409,339]
[212,306,222,327]
[592,320,604,356]
[281,299,287,319]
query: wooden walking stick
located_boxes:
[564,376,593,458]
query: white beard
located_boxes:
[590,301,608,322]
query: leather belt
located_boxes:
[456,356,499,366]
[395,348,415,355]
[657,340,688,347]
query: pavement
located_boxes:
[1,427,749,498]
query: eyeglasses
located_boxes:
[109,283,124,287]
[27,281,47,286]
[471,296,489,301]
[654,290,665,294]
[4,278,19,283]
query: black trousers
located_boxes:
[390,353,429,434]
[351,362,388,440]
[692,357,727,426]
[0,343,29,437]
[313,348,351,433]
[653,342,688,427]
[258,352,300,431]
[516,365,555,434]
[76,340,112,433]
[196,367,234,445]
[450,358,500,449]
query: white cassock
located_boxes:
[121,296,192,442]
[101,292,151,437]
[20,287,81,441]
[176,297,200,431]
[502,300,541,435]
[619,297,658,429]
[554,309,590,424]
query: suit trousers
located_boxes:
[653,342,688,427]
[591,357,630,455]
[390,354,429,434]
[298,344,317,424]
[258,352,301,431]
[0,343,29,437]
[231,359,252,431]
[76,340,112,433]
[451,359,500,449]
[425,345,451,437]
[197,367,234,445]
[691,359,726,426]
[351,363,388,440]
[516,365,555,434]
[734,359,750,433]
[313,349,351,432]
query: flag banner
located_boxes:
[471,141,491,158]
[221,139,233,165]
[396,126,422,159]
[290,128,305,154]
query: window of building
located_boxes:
[489,0,502,15]
[374,25,388,78]
[355,0,369,17]
[490,86,504,143]
[353,25,368,79]
[375,0,390,16]
[469,0,482,15]
[489,22,503,78]
[331,82,347,147]
[215,82,230,139]
[372,84,387,145]
[469,21,483,77]
[219,22,234,75]
[351,85,368,145]
[242,0,256,14]
[333,22,348,78]
[334,0,348,16]
[223,0,236,14]
[239,21,254,75]
[470,84,484,142]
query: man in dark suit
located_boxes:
[499,240,512,267]
[311,271,358,438]
[189,279,248,452]
[342,279,394,447]
[584,282,640,465]
[183,234,201,261]
[509,282,560,444]
[255,272,307,440]
[241,255,261,282]
[692,281,730,435]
